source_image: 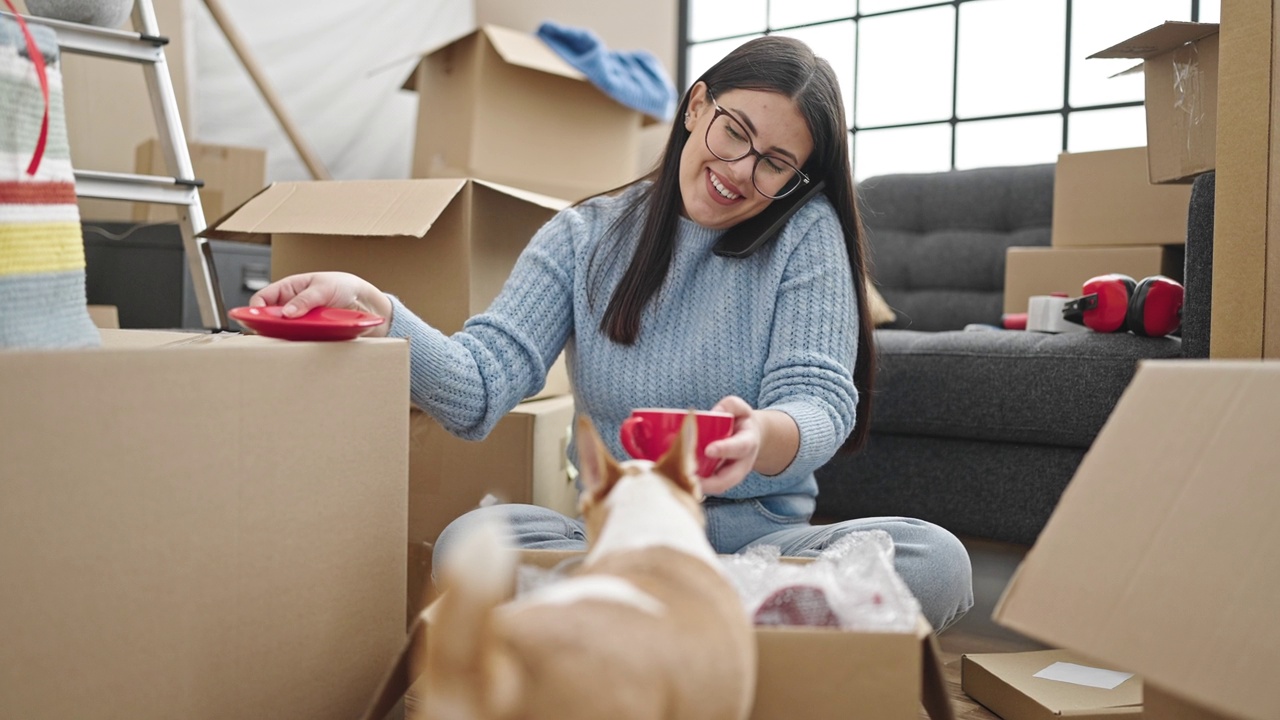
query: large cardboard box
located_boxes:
[406,394,577,619]
[368,549,956,720]
[1211,0,1276,359]
[1050,148,1192,248]
[203,178,571,397]
[1003,246,1183,315]
[994,361,1280,719]
[1090,23,1218,185]
[133,138,267,224]
[961,649,1142,719]
[0,329,409,720]
[402,25,645,202]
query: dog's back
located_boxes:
[417,414,756,720]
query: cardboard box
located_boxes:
[994,361,1280,719]
[203,178,571,398]
[368,549,955,720]
[0,329,409,719]
[406,394,576,619]
[1003,246,1183,315]
[1050,148,1192,248]
[1090,23,1218,184]
[133,138,267,224]
[1211,0,1274,359]
[402,25,645,202]
[961,649,1142,719]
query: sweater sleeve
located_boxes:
[386,207,581,440]
[740,202,859,493]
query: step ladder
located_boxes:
[2,0,228,330]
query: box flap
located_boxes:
[395,24,585,92]
[201,179,468,243]
[481,24,585,82]
[995,360,1280,720]
[473,178,571,212]
[919,623,958,720]
[1088,21,1220,60]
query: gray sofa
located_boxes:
[815,165,1214,546]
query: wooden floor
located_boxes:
[919,537,1049,719]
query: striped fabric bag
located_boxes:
[1,10,98,348]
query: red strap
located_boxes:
[4,0,51,176]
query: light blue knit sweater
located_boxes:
[387,182,858,515]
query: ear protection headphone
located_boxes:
[1061,273,1184,337]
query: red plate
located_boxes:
[228,306,385,341]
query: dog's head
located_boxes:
[576,412,705,543]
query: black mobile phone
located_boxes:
[712,179,827,258]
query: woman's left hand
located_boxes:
[700,395,762,495]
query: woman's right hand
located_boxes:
[249,272,394,338]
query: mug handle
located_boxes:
[619,416,647,460]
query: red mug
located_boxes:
[619,408,735,477]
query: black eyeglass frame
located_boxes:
[703,94,812,200]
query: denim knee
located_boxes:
[431,504,587,585]
[888,518,974,633]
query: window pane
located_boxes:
[686,36,761,88]
[955,114,1063,169]
[859,0,942,15]
[956,0,1065,118]
[853,123,952,180]
[1198,0,1220,22]
[1071,0,1192,108]
[688,0,767,42]
[770,1,856,29]
[774,21,856,126]
[1067,106,1148,152]
[856,6,955,128]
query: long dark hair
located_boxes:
[587,36,875,454]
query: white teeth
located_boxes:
[709,171,740,200]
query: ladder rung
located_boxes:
[74,170,203,205]
[0,10,167,63]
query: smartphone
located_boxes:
[712,179,827,258]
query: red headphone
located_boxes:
[1062,273,1184,337]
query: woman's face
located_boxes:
[678,83,815,230]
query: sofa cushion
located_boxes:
[870,328,1183,447]
[859,164,1055,331]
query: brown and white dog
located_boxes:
[417,413,757,720]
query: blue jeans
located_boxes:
[432,498,975,633]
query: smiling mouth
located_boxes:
[708,169,742,201]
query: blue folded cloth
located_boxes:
[536,20,677,122]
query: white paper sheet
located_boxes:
[1033,661,1134,690]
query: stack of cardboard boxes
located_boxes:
[1003,21,1219,322]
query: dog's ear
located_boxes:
[576,414,622,503]
[656,411,701,500]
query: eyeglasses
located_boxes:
[703,94,810,200]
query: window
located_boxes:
[683,0,1221,180]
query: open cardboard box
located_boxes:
[1090,22,1219,184]
[994,360,1280,719]
[0,329,409,719]
[399,25,648,203]
[364,550,956,720]
[203,177,570,399]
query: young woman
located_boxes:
[251,36,973,632]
